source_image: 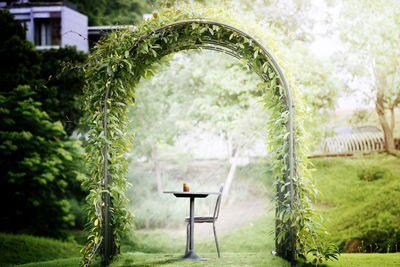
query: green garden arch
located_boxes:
[81,7,333,267]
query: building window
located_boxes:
[34,17,61,47]
[34,18,51,46]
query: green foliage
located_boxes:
[70,0,154,26]
[129,49,267,164]
[312,155,400,253]
[36,48,88,135]
[127,57,189,159]
[82,3,335,265]
[357,165,391,182]
[236,160,275,190]
[0,10,87,135]
[0,10,39,92]
[0,232,81,266]
[340,0,400,152]
[0,86,86,237]
[287,42,341,150]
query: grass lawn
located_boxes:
[326,253,400,267]
[0,232,81,266]
[6,155,400,266]
[16,252,400,266]
[311,154,400,253]
[11,212,400,266]
[18,257,100,267]
[111,252,289,266]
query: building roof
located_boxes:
[2,0,77,10]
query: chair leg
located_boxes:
[213,222,220,258]
[185,223,189,254]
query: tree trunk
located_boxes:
[224,131,233,161]
[390,106,395,133]
[376,92,396,154]
[223,148,240,199]
[152,147,163,195]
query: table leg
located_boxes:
[189,196,194,251]
[181,197,206,260]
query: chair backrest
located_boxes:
[213,184,224,220]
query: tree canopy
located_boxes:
[70,0,155,26]
[0,86,86,237]
[0,9,88,237]
[340,0,400,153]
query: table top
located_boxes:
[163,191,219,198]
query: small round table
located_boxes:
[164,191,218,260]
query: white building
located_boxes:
[1,0,88,52]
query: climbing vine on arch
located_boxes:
[80,4,338,266]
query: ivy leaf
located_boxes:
[199,27,207,34]
[107,65,113,77]
[254,49,259,59]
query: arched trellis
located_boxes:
[116,18,297,262]
[81,7,336,267]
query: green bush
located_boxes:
[0,232,80,265]
[0,86,86,237]
[358,165,391,181]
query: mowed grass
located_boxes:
[116,214,289,266]
[0,232,81,266]
[16,211,400,266]
[110,252,289,266]
[326,253,400,267]
[18,257,100,267]
[6,210,400,266]
[11,214,290,267]
[5,155,400,266]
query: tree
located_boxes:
[128,56,191,194]
[233,0,316,42]
[288,41,341,149]
[186,52,266,197]
[0,9,88,235]
[163,0,316,42]
[129,51,267,197]
[0,86,86,237]
[0,10,87,135]
[0,10,39,92]
[70,0,155,26]
[36,48,87,135]
[340,0,400,153]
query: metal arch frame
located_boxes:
[102,19,296,265]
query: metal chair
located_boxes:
[185,184,224,258]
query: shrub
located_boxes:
[0,86,86,237]
[358,165,391,181]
